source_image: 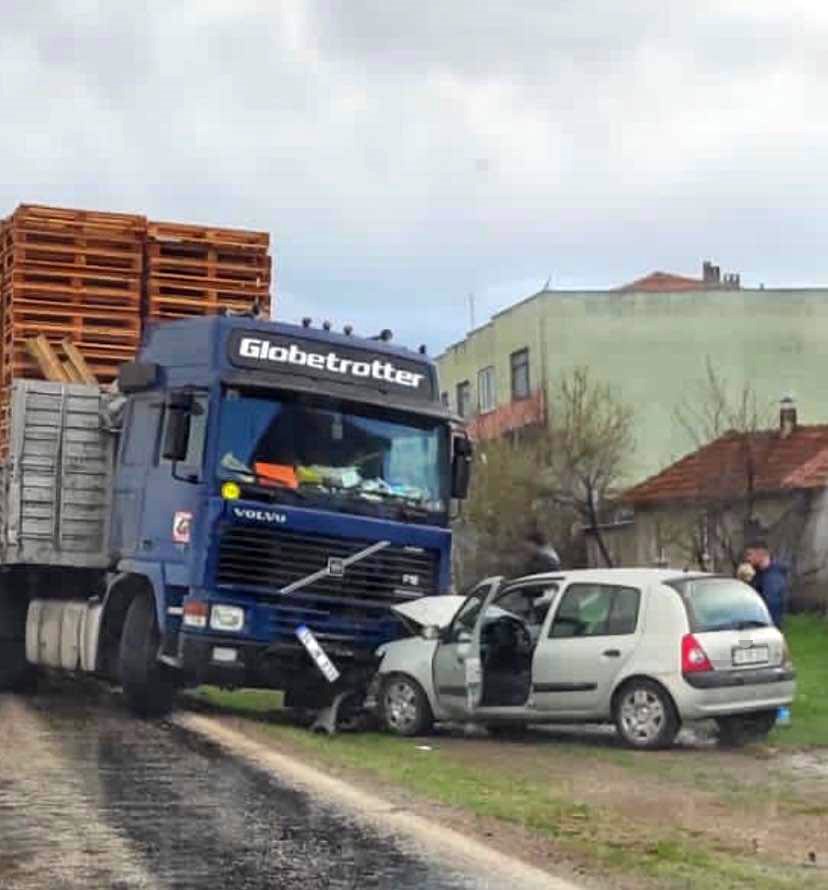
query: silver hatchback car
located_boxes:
[369,569,796,749]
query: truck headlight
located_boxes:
[210,604,245,632]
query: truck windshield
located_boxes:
[216,390,449,522]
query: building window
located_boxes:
[456,380,472,418]
[477,366,495,413]
[510,348,530,400]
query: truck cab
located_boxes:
[104,316,469,713]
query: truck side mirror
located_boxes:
[451,435,473,500]
[162,392,194,462]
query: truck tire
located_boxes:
[119,593,176,718]
[0,591,35,692]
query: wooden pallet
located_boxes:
[146,250,271,284]
[147,219,268,249]
[145,293,270,321]
[146,269,269,294]
[147,278,268,303]
[14,203,146,234]
[2,285,141,318]
[4,305,141,345]
[5,265,141,293]
[3,241,143,275]
[3,339,137,387]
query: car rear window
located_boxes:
[668,578,771,632]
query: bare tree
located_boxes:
[674,356,770,448]
[544,367,635,567]
[669,359,805,572]
[455,436,583,585]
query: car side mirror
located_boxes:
[421,625,441,641]
[451,435,473,499]
[162,391,194,462]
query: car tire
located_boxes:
[119,593,177,719]
[716,710,778,748]
[613,679,679,750]
[380,673,433,737]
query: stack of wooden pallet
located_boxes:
[0,202,274,455]
[145,219,271,321]
[0,204,144,387]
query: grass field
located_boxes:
[768,614,828,746]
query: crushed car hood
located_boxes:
[392,595,467,631]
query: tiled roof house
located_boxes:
[587,403,828,607]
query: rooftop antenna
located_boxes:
[543,273,552,290]
[468,292,476,331]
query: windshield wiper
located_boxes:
[233,479,309,502]
[350,487,434,518]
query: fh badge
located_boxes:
[173,511,193,544]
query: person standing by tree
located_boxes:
[744,540,787,628]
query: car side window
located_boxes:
[608,586,641,635]
[549,584,640,638]
[496,584,559,627]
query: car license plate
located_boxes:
[732,645,769,666]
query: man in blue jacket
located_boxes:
[745,540,787,628]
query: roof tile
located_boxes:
[624,425,828,505]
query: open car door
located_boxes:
[431,577,503,717]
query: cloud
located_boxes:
[1,1,827,350]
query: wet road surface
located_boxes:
[0,688,533,890]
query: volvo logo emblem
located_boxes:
[327,557,346,578]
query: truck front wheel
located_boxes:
[119,593,176,718]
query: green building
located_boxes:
[436,275,828,483]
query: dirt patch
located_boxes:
[425,725,828,868]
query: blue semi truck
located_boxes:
[0,314,471,718]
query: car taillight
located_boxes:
[782,640,794,669]
[682,633,713,673]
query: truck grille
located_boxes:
[216,526,438,606]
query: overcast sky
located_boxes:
[2,1,826,352]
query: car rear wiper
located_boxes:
[702,619,769,632]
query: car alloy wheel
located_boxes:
[381,674,433,737]
[614,680,678,749]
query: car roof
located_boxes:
[505,568,712,588]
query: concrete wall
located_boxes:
[437,287,828,482]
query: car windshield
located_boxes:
[216,389,449,522]
[670,578,772,632]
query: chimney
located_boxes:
[702,260,721,287]
[780,396,797,438]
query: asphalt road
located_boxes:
[0,687,573,890]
